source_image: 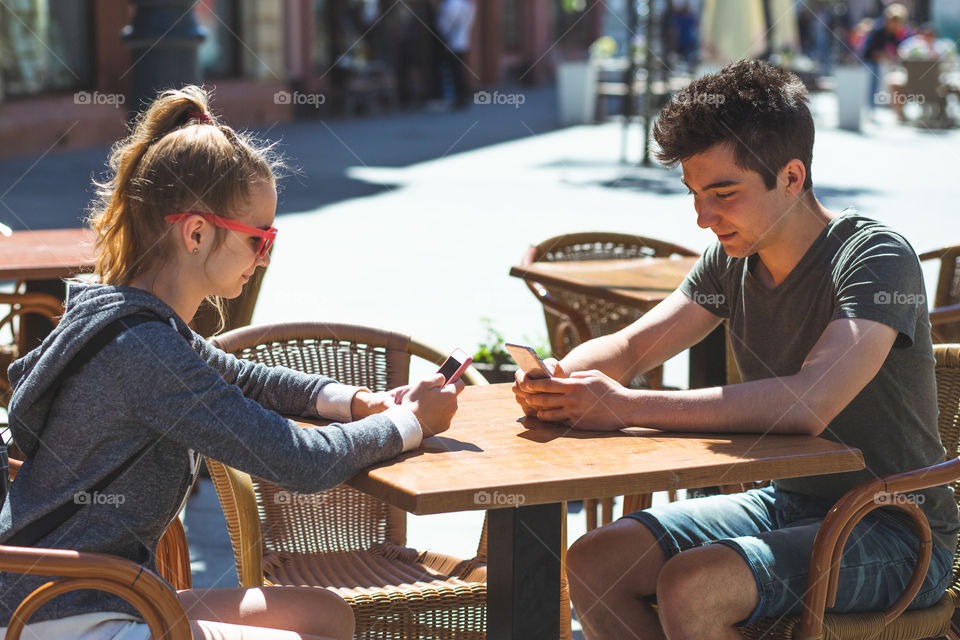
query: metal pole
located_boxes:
[622,0,639,164]
[641,0,654,166]
[122,0,206,115]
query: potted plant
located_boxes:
[472,319,551,384]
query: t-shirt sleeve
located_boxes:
[677,242,731,318]
[832,231,924,348]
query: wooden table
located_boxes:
[0,228,96,280]
[346,384,865,639]
[509,256,698,311]
[0,228,95,348]
[509,256,726,387]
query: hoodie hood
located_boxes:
[7,283,193,457]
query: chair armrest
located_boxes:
[156,517,192,590]
[0,545,191,640]
[930,303,960,327]
[918,247,950,262]
[205,459,265,587]
[797,457,960,639]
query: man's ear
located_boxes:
[780,159,807,197]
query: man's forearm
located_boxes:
[559,331,642,383]
[621,375,832,436]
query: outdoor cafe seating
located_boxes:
[202,321,572,640]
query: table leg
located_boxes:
[487,502,562,640]
[688,324,726,388]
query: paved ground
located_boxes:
[2,83,958,637]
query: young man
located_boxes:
[513,60,958,639]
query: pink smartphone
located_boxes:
[504,343,553,379]
[437,348,472,385]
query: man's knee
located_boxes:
[656,544,758,632]
[566,517,665,599]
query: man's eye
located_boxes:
[716,192,734,199]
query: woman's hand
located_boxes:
[402,374,463,437]
[350,390,396,420]
[512,358,565,417]
[515,368,635,431]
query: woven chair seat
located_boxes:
[262,543,486,596]
[263,544,487,639]
[741,590,958,640]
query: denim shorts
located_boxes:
[624,485,955,625]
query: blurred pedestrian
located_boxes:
[437,0,476,109]
[860,2,909,108]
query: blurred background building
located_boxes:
[1,0,957,158]
[0,0,603,157]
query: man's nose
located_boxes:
[695,201,719,229]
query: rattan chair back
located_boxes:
[922,246,960,344]
[522,232,697,362]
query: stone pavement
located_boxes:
[2,83,958,637]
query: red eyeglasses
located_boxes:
[165,211,277,260]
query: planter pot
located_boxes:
[556,61,598,126]
[472,362,518,384]
[835,64,869,131]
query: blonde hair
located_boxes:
[88,85,283,287]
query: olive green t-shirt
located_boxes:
[678,211,959,550]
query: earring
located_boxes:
[192,247,200,255]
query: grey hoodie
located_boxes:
[0,283,404,624]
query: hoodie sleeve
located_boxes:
[106,323,405,493]
[193,335,365,420]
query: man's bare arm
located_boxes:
[556,289,724,383]
[523,317,898,435]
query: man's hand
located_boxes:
[402,374,463,437]
[513,358,565,417]
[515,366,634,431]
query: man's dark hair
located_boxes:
[653,60,814,192]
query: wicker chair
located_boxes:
[0,458,193,640]
[740,343,960,640]
[922,245,960,345]
[0,288,63,409]
[206,322,547,640]
[520,233,698,530]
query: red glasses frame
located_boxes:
[165,211,277,259]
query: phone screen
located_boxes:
[437,355,464,383]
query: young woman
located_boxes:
[0,86,461,640]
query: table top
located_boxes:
[509,256,699,308]
[0,228,96,280]
[342,384,864,515]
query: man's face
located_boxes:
[680,144,794,258]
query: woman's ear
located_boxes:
[179,216,207,255]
